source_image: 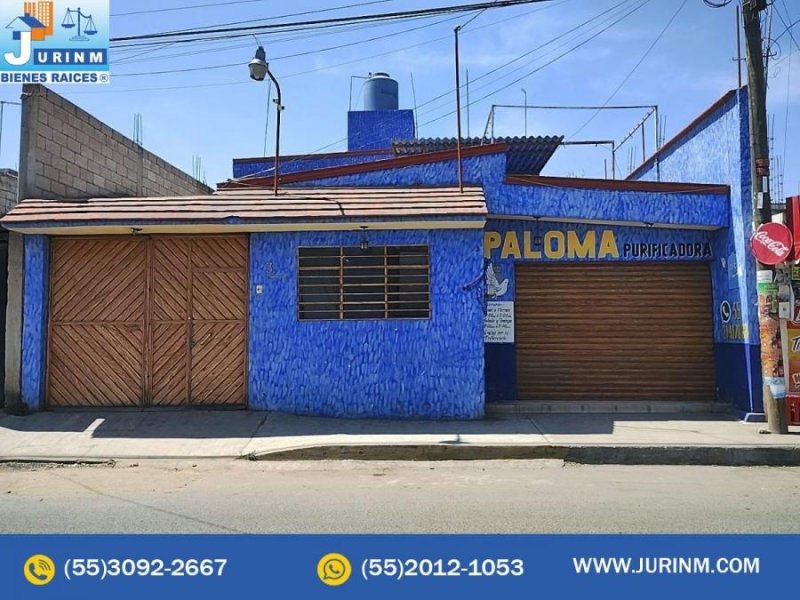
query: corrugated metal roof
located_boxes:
[1,187,487,230]
[392,136,563,175]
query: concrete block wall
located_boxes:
[4,85,212,413]
[19,84,212,200]
[0,170,18,215]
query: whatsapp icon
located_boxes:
[317,553,352,586]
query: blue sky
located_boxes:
[0,0,797,193]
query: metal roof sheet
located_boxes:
[1,187,487,229]
[392,136,563,175]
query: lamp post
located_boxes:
[521,88,527,137]
[249,46,283,196]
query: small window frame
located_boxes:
[297,245,431,321]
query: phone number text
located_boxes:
[361,558,524,580]
[64,558,227,580]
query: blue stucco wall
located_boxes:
[632,89,759,415]
[248,228,485,418]
[348,109,415,151]
[287,152,506,189]
[281,143,743,410]
[287,149,730,231]
[233,152,394,179]
[491,182,729,229]
[21,234,48,411]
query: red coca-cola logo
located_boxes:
[750,222,793,265]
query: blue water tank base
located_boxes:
[364,73,399,111]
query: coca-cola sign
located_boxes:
[750,222,793,265]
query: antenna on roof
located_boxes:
[192,155,206,185]
[348,75,369,112]
[133,113,143,146]
[410,72,419,136]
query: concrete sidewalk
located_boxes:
[0,409,799,465]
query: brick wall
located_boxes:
[19,84,212,200]
[0,169,17,215]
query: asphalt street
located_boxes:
[1,460,798,533]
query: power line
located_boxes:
[65,80,250,95]
[239,0,648,179]
[568,0,688,140]
[113,0,394,18]
[113,0,569,68]
[774,16,800,46]
[72,0,568,95]
[414,0,642,117]
[113,18,404,66]
[417,0,653,128]
[110,0,551,45]
[113,13,464,78]
[774,2,800,52]
[145,1,399,38]
[411,0,635,114]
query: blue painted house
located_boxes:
[1,83,763,420]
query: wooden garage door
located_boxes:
[48,236,248,407]
[516,262,715,401]
[49,238,148,407]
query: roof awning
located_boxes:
[1,187,487,235]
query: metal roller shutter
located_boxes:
[515,262,715,401]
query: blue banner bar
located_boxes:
[2,535,795,599]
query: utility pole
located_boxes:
[744,0,770,226]
[743,0,788,433]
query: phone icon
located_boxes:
[23,555,55,586]
[29,561,50,580]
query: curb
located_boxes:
[246,444,800,466]
[0,456,239,464]
[0,458,116,466]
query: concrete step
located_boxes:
[486,400,731,415]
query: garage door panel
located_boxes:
[48,323,144,407]
[151,322,189,406]
[190,322,247,406]
[152,239,190,322]
[50,238,147,323]
[515,262,715,402]
[191,270,247,321]
[191,237,248,269]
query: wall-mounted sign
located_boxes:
[485,301,514,344]
[720,299,747,341]
[720,301,732,323]
[484,228,712,262]
[750,223,793,265]
[486,263,509,299]
[784,196,800,261]
[758,277,784,386]
[787,321,800,393]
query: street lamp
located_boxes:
[249,46,283,196]
[521,88,527,137]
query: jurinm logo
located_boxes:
[1,1,109,84]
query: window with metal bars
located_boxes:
[298,245,431,320]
